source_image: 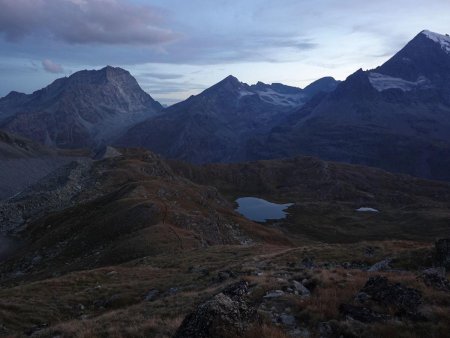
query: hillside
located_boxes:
[0,130,81,200]
[170,155,450,243]
[0,151,449,337]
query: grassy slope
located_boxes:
[1,151,450,336]
[169,156,450,243]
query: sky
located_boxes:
[0,0,449,105]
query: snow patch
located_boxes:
[356,207,379,213]
[256,88,305,107]
[368,72,430,92]
[421,30,450,54]
[238,89,255,98]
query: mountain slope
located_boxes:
[0,130,81,200]
[248,30,450,181]
[170,155,450,243]
[1,150,449,336]
[118,76,338,163]
[0,66,162,149]
[0,148,288,280]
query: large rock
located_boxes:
[367,258,391,272]
[361,276,422,314]
[174,281,258,338]
[339,304,391,323]
[419,268,450,292]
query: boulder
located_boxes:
[419,268,450,292]
[144,289,160,301]
[293,280,311,296]
[264,290,285,298]
[215,270,237,282]
[222,280,249,299]
[174,281,257,338]
[300,256,315,269]
[361,276,422,313]
[367,259,391,272]
[339,304,391,323]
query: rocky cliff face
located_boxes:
[0,66,162,149]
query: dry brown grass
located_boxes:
[36,314,184,338]
[294,268,367,320]
[243,324,289,338]
[1,239,449,338]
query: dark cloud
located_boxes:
[41,59,64,73]
[0,0,177,46]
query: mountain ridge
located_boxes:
[244,29,450,181]
[117,75,339,163]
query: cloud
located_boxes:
[0,0,178,46]
[41,59,64,73]
[140,72,184,80]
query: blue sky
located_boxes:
[0,0,449,105]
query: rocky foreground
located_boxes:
[0,240,449,337]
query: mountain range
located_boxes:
[1,30,450,181]
[118,75,339,163]
[246,30,450,181]
[1,29,450,338]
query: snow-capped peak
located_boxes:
[421,30,450,54]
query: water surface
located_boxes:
[236,197,293,222]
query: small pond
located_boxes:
[235,197,293,222]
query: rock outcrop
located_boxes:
[174,281,258,338]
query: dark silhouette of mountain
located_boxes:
[118,76,338,163]
[0,66,162,149]
[247,30,450,181]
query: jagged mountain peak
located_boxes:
[420,30,450,54]
[64,65,136,86]
[372,30,450,82]
[0,66,162,149]
[216,74,243,88]
[203,75,249,96]
[302,77,339,97]
[4,91,26,98]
